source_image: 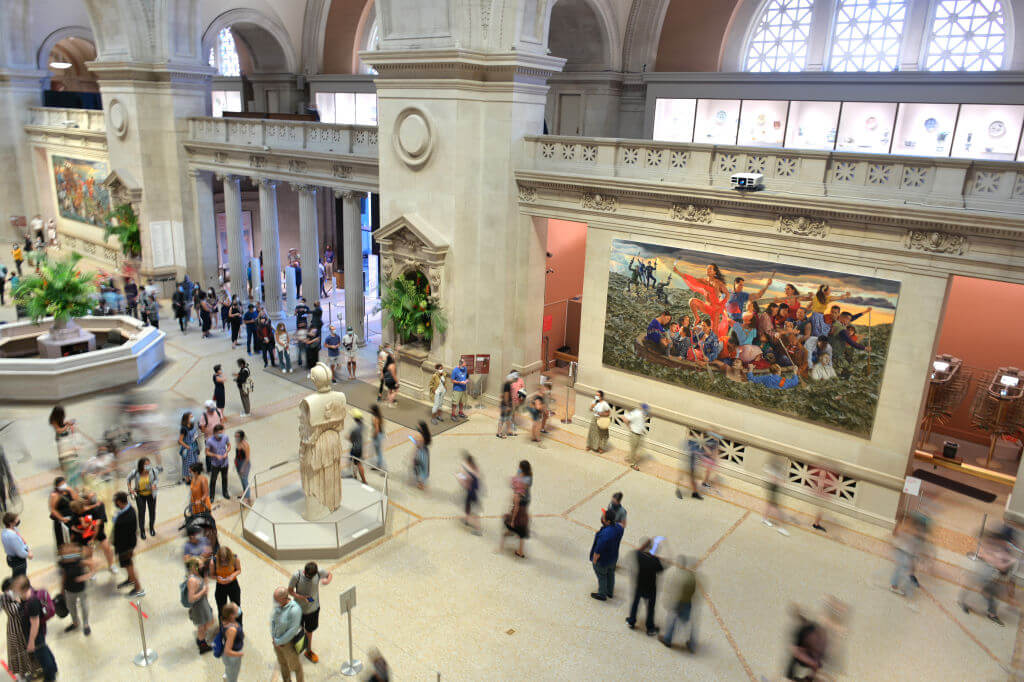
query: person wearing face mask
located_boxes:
[1,576,42,680]
[126,457,159,539]
[1,514,31,577]
[15,575,57,680]
[234,431,251,502]
[47,477,77,551]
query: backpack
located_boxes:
[180,576,192,608]
[32,588,56,621]
[212,627,225,658]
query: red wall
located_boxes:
[543,219,587,356]
[934,276,1024,444]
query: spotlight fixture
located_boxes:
[49,61,72,69]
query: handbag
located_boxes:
[53,592,68,619]
[596,417,611,430]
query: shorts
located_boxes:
[452,391,466,408]
[328,355,341,367]
[302,607,320,632]
[345,351,357,361]
[118,550,134,568]
[384,376,397,390]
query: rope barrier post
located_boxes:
[561,361,577,424]
[130,600,157,667]
[339,586,362,676]
[967,512,988,561]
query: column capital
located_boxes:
[217,173,243,185]
[290,183,318,194]
[188,168,203,180]
[258,177,278,189]
[334,188,361,201]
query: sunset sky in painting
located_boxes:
[610,239,900,326]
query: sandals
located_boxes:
[514,551,526,559]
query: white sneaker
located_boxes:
[776,527,790,537]
[109,566,120,575]
[762,518,773,527]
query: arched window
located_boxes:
[924,0,1007,71]
[828,0,909,71]
[743,0,816,72]
[208,27,241,77]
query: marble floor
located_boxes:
[0,299,1021,681]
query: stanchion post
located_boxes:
[561,361,577,424]
[967,512,988,561]
[339,586,362,676]
[131,600,157,667]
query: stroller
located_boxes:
[181,504,220,555]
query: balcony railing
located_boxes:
[521,135,1024,214]
[26,106,106,132]
[187,117,378,157]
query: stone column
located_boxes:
[293,184,320,303]
[188,170,219,288]
[257,177,283,320]
[220,174,246,301]
[340,190,365,345]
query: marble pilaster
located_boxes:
[257,177,284,320]
[340,190,366,345]
[293,184,321,303]
[220,174,245,301]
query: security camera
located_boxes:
[730,172,764,191]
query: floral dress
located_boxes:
[180,423,200,482]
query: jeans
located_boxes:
[31,644,57,681]
[66,589,89,627]
[261,346,276,367]
[296,343,305,367]
[890,549,916,596]
[230,321,241,344]
[6,555,26,577]
[277,348,291,371]
[245,326,256,354]
[236,464,251,501]
[593,562,615,598]
[178,316,187,332]
[223,654,242,682]
[274,643,304,682]
[627,589,656,632]
[373,432,385,470]
[136,494,156,533]
[210,466,229,500]
[663,602,697,649]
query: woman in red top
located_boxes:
[774,283,810,320]
[674,262,729,339]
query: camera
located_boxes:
[730,172,764,191]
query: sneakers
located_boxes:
[988,613,1005,627]
[812,523,827,533]
[116,579,132,589]
[625,618,635,629]
[304,650,319,663]
[762,518,774,527]
[109,566,120,576]
[83,626,91,636]
[590,593,607,601]
[691,492,703,500]
[198,640,212,654]
[890,585,905,596]
[128,589,146,599]
[64,623,78,633]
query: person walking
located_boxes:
[676,434,705,501]
[242,304,257,355]
[891,512,928,598]
[124,278,139,317]
[499,461,532,559]
[625,404,649,470]
[228,297,243,349]
[234,359,252,417]
[381,350,398,407]
[2,513,31,577]
[376,343,391,400]
[213,365,227,411]
[234,430,251,501]
[219,603,244,682]
[589,508,624,601]
[370,404,386,472]
[586,391,612,453]
[145,294,160,329]
[411,421,431,490]
[287,562,332,664]
[324,325,341,381]
[275,322,292,373]
[173,285,188,332]
[496,373,514,438]
[457,452,482,535]
[178,412,201,485]
[199,400,224,472]
[209,545,242,621]
[185,556,214,654]
[57,542,92,636]
[342,326,357,379]
[10,244,23,277]
[660,556,699,653]
[348,411,368,484]
[112,492,144,598]
[1,576,42,680]
[270,587,304,682]
[48,477,76,551]
[450,356,469,420]
[15,575,57,681]
[199,292,213,338]
[126,457,158,539]
[626,538,664,636]
[206,424,231,502]
[305,324,321,370]
[219,292,231,331]
[959,528,1015,626]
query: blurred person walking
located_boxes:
[126,457,158,538]
[959,528,1015,626]
[586,391,612,453]
[370,404,386,471]
[178,412,201,484]
[625,404,649,470]
[660,556,699,653]
[589,509,624,601]
[219,603,244,682]
[57,541,92,635]
[457,452,482,535]
[891,513,928,597]
[675,433,705,501]
[783,605,828,681]
[496,373,514,438]
[184,556,214,654]
[287,562,332,664]
[270,587,304,682]
[626,537,664,636]
[762,453,790,535]
[2,513,31,577]
[348,412,367,484]
[411,421,431,490]
[499,461,532,559]
[234,431,252,502]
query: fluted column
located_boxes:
[220,174,245,301]
[189,169,219,288]
[340,190,365,346]
[257,177,283,320]
[293,184,320,303]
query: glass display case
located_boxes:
[892,103,958,157]
[784,100,840,151]
[835,101,897,154]
[737,100,789,147]
[694,99,741,145]
[652,98,697,143]
[952,104,1024,161]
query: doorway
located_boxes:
[542,219,586,372]
[558,94,582,136]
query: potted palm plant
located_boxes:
[104,203,142,260]
[378,271,448,347]
[13,252,98,347]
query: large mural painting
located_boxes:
[602,239,901,436]
[51,156,111,227]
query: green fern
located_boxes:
[104,203,142,258]
[379,272,448,345]
[13,252,98,324]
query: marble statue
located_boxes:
[298,362,347,519]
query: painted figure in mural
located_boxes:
[673,261,729,340]
[298,362,347,519]
[626,255,643,293]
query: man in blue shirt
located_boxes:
[726,276,772,323]
[205,424,231,502]
[589,509,624,601]
[450,357,470,420]
[645,311,672,355]
[242,304,258,355]
[270,587,303,681]
[324,325,341,383]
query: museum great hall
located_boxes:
[1,1,1024,680]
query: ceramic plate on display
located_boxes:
[865,116,878,131]
[923,117,938,132]
[756,113,767,126]
[715,110,728,125]
[988,120,1006,138]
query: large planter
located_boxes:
[394,344,433,399]
[36,317,96,359]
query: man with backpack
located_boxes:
[112,492,144,598]
[14,575,57,680]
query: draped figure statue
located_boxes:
[298,362,347,519]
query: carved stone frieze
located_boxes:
[288,160,307,174]
[582,192,616,212]
[332,164,352,179]
[777,215,829,239]
[904,230,967,256]
[670,203,713,224]
[248,154,267,169]
[214,152,227,163]
[518,186,537,202]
